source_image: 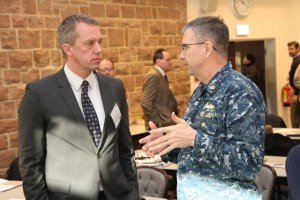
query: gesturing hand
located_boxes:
[139,121,163,157]
[146,112,196,156]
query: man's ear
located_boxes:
[204,41,213,57]
[155,59,161,66]
[61,44,73,57]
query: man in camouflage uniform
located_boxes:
[140,16,265,199]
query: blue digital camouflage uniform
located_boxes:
[167,62,265,200]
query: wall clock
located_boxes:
[232,0,253,17]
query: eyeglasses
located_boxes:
[98,67,114,72]
[181,42,217,51]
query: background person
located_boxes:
[287,41,300,128]
[140,16,265,200]
[18,14,139,200]
[242,53,259,86]
[141,48,178,130]
[97,59,116,77]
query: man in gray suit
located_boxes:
[141,49,178,130]
[18,14,139,200]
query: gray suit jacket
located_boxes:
[141,66,178,130]
[18,68,139,200]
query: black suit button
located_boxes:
[97,153,102,158]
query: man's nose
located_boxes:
[179,51,184,60]
[95,43,102,54]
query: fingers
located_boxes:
[149,126,170,135]
[142,144,160,157]
[139,121,157,144]
[171,112,186,124]
[149,121,157,130]
[159,145,174,156]
[148,139,173,157]
[139,135,151,144]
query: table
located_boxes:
[158,162,177,171]
[159,156,286,178]
[0,185,166,200]
[264,156,286,177]
[0,185,24,200]
[130,124,147,136]
[135,152,286,177]
[273,128,300,139]
[130,124,148,149]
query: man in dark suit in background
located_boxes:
[287,41,300,128]
[97,59,116,77]
[141,49,178,130]
[18,14,139,200]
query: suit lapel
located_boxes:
[96,73,114,119]
[56,69,98,153]
[153,66,174,97]
[95,73,116,149]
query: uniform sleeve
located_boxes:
[192,88,265,180]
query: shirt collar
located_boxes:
[64,64,98,91]
[154,65,165,76]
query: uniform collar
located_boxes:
[197,62,232,96]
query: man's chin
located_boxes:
[186,67,194,76]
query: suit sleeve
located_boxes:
[116,80,139,192]
[141,75,161,125]
[18,83,49,200]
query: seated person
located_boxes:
[6,157,22,181]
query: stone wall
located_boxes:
[0,0,190,176]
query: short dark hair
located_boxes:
[153,48,165,64]
[245,54,256,65]
[182,16,229,56]
[58,14,99,56]
[287,41,299,48]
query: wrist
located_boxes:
[190,129,197,147]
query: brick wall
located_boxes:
[0,0,190,176]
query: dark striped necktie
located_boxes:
[164,75,169,85]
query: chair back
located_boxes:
[265,114,287,128]
[254,164,276,200]
[137,166,168,198]
[286,144,300,200]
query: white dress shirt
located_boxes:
[64,65,105,131]
[154,65,165,76]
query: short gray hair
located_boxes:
[182,16,229,56]
[58,14,99,56]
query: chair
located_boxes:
[265,133,299,156]
[265,114,287,128]
[286,144,300,200]
[254,164,277,200]
[6,157,22,181]
[137,166,169,198]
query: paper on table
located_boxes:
[9,199,25,200]
[0,181,22,192]
[135,153,164,166]
[0,178,8,184]
[264,162,285,168]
